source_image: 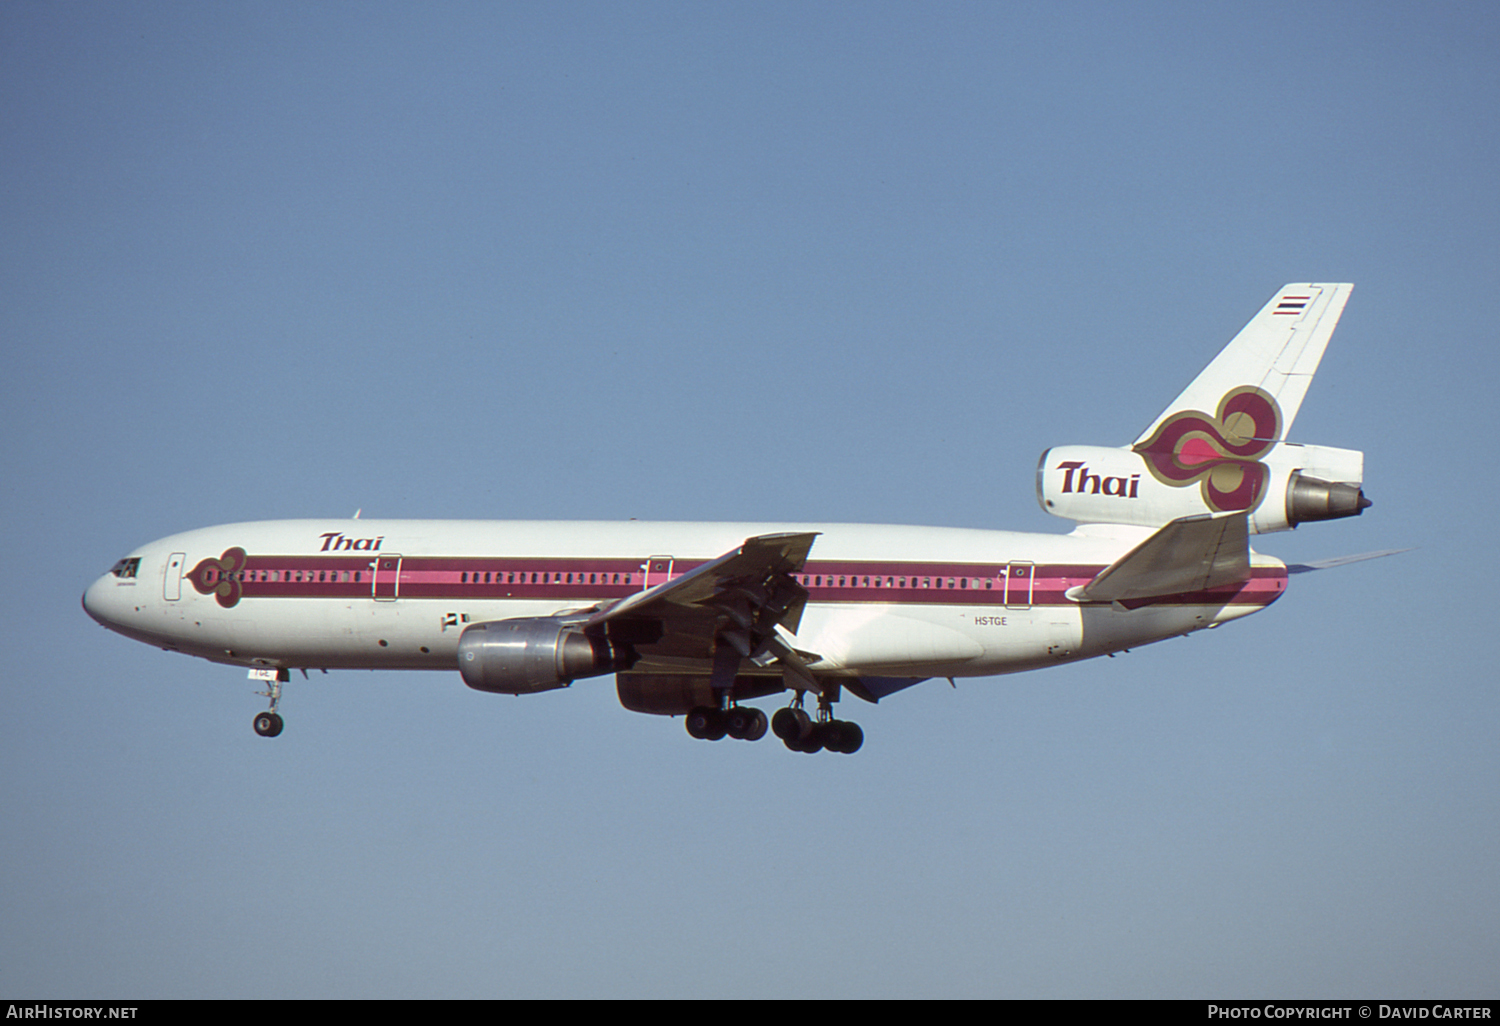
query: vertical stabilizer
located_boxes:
[1133,283,1353,446]
[1038,283,1366,533]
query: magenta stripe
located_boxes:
[222,552,1288,609]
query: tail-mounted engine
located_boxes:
[1036,442,1369,534]
[457,617,631,694]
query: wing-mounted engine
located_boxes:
[456,532,819,698]
[1037,442,1369,534]
[457,617,633,694]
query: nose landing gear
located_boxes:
[251,668,289,737]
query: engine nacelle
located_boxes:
[1037,442,1368,534]
[457,617,625,695]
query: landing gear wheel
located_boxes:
[685,706,727,741]
[725,706,768,741]
[253,711,284,737]
[818,720,862,754]
[813,720,841,752]
[742,707,768,742]
[772,707,812,743]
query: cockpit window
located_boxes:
[109,557,141,579]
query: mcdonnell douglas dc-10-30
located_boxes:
[84,284,1382,753]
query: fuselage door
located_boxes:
[1005,561,1034,609]
[373,555,403,601]
[644,556,674,591]
[164,552,186,601]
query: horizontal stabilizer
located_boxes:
[1285,548,1411,574]
[1070,513,1250,604]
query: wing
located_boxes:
[585,532,821,690]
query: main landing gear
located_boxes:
[685,705,768,742]
[771,699,863,755]
[252,668,289,737]
[684,696,864,754]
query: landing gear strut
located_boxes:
[252,668,289,737]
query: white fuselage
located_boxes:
[82,518,1287,684]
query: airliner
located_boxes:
[83,284,1378,753]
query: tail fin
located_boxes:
[1037,283,1368,534]
[1134,283,1353,446]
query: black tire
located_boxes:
[833,720,863,754]
[686,706,728,741]
[725,706,755,739]
[685,706,714,740]
[811,721,841,752]
[771,707,811,742]
[702,710,728,741]
[253,712,283,738]
[742,707,768,742]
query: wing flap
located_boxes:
[586,532,818,684]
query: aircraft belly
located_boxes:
[965,606,1083,674]
[182,596,457,669]
[1074,600,1269,659]
[796,604,1000,676]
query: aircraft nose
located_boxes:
[82,574,122,627]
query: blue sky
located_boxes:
[3,1,1497,998]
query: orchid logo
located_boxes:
[1133,387,1282,513]
[186,547,249,608]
